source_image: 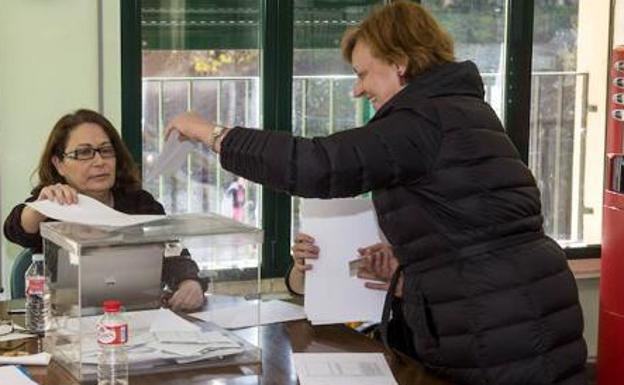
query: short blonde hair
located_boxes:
[341,1,455,79]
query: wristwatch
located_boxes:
[211,125,227,148]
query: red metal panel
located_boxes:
[606,45,624,153]
[598,45,624,385]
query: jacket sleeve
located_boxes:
[162,255,208,292]
[220,110,441,198]
[3,196,45,251]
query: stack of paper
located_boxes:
[302,198,386,325]
[0,366,40,385]
[292,353,398,385]
[191,299,306,329]
[78,308,244,367]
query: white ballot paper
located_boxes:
[144,130,194,182]
[0,366,40,385]
[27,193,164,227]
[78,309,243,366]
[0,352,51,366]
[191,299,306,329]
[292,353,398,385]
[302,198,386,324]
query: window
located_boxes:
[123,0,610,270]
[423,0,507,119]
[140,0,262,270]
[290,1,382,236]
[529,0,606,247]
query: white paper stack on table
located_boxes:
[78,308,244,367]
[191,299,306,329]
[302,198,386,325]
[0,365,40,385]
[27,193,164,227]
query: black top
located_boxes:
[4,188,205,291]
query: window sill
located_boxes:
[568,258,600,280]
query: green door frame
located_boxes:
[260,0,294,278]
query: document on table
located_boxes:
[0,352,51,366]
[144,130,195,182]
[27,193,164,227]
[78,308,243,366]
[292,353,398,385]
[0,366,40,385]
[0,324,35,342]
[191,299,306,329]
[302,198,386,324]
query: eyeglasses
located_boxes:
[62,145,116,161]
[0,320,14,336]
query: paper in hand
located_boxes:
[348,258,366,277]
[144,130,195,182]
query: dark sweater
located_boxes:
[4,188,204,291]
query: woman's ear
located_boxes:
[395,63,406,77]
[52,155,66,177]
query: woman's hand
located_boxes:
[38,183,79,205]
[166,279,205,312]
[291,232,319,273]
[357,243,403,296]
[165,111,215,146]
[287,233,318,294]
[21,183,79,234]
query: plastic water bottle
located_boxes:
[96,300,129,385]
[24,253,50,334]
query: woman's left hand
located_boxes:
[167,279,205,312]
[357,243,403,297]
[165,111,215,145]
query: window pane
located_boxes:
[423,0,508,119]
[291,1,383,236]
[141,1,262,270]
[530,0,606,246]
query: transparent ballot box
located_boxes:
[40,213,263,382]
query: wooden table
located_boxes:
[1,300,451,385]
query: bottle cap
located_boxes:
[32,254,44,262]
[102,300,122,313]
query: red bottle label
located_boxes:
[97,322,128,345]
[26,277,45,296]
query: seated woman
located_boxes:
[3,109,205,311]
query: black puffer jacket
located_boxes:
[220,61,587,385]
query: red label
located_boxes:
[26,277,45,296]
[96,323,128,345]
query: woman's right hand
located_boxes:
[287,233,318,295]
[291,232,319,272]
[37,183,79,205]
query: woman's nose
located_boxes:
[353,83,364,98]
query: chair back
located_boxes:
[10,248,33,299]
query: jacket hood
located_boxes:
[373,60,485,119]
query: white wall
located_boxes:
[574,0,611,245]
[0,0,120,297]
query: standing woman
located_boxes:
[4,109,205,311]
[166,2,587,384]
